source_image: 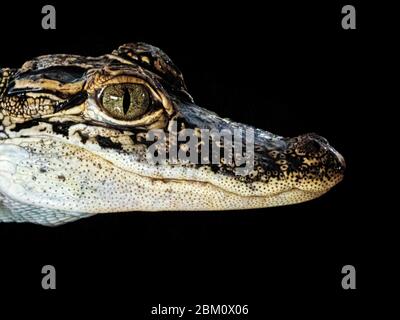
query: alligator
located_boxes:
[0,43,345,226]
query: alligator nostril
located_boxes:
[307,139,322,153]
[306,133,329,145]
[299,136,324,154]
[298,133,332,153]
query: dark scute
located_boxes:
[95,136,122,150]
[16,66,87,83]
[10,119,41,132]
[52,121,76,137]
[54,91,88,112]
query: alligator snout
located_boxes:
[272,132,345,193]
[291,133,346,170]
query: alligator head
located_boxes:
[0,43,345,226]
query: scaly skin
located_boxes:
[0,43,345,226]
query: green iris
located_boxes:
[101,83,150,120]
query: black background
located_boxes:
[0,1,396,318]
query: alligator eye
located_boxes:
[101,83,150,120]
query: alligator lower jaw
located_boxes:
[0,188,325,221]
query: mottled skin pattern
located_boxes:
[0,43,345,226]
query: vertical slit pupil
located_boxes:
[122,88,131,115]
